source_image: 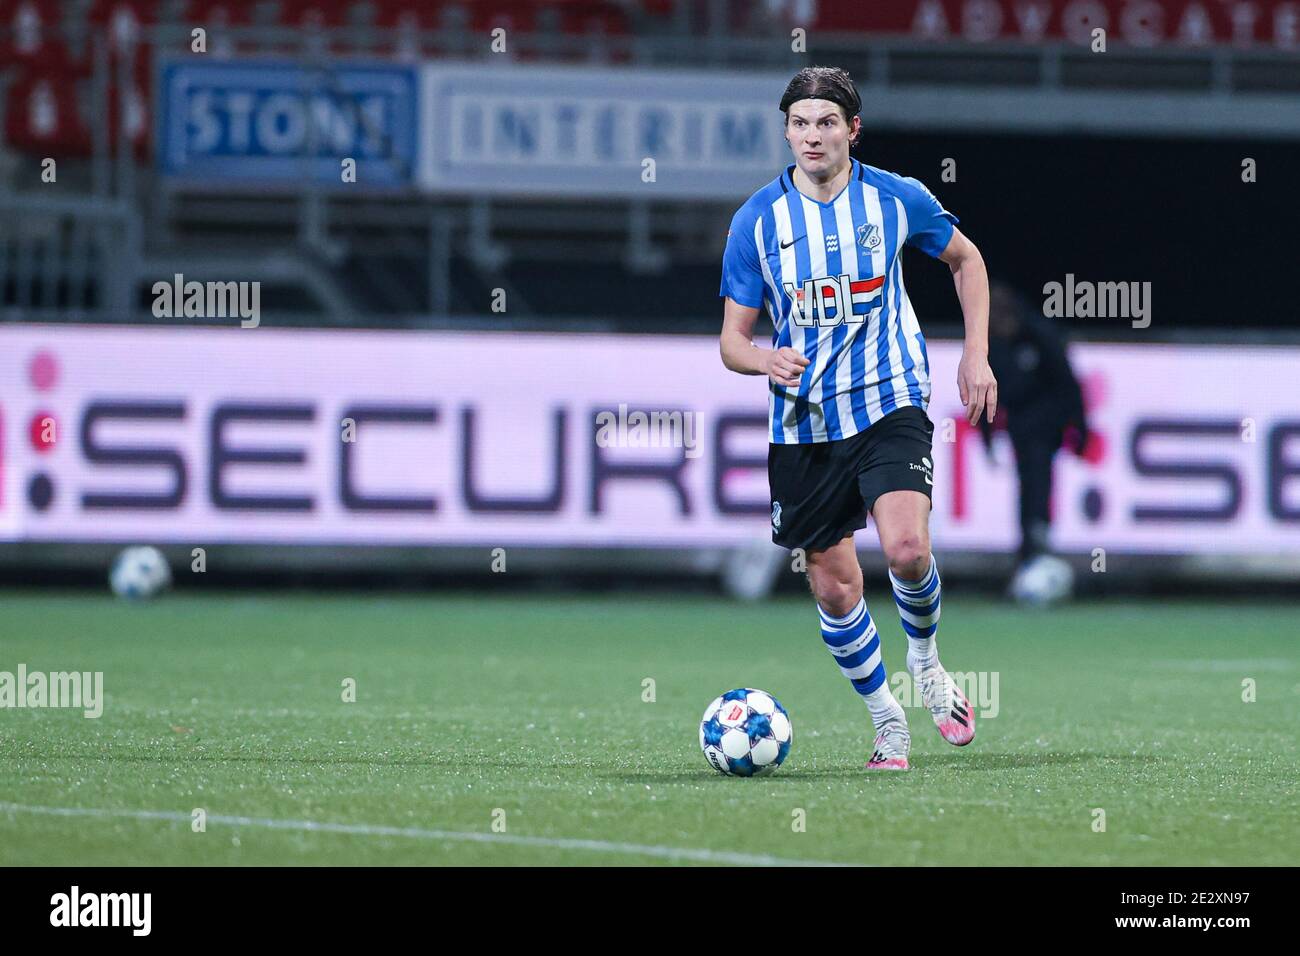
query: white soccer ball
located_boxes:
[699,688,793,776]
[1009,554,1073,607]
[109,546,172,600]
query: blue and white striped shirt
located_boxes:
[720,157,957,444]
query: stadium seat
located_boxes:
[182,1,257,58]
[556,1,631,35]
[86,0,157,57]
[2,67,87,153]
[0,0,72,68]
[273,0,353,55]
[372,0,452,60]
[278,0,353,29]
[469,1,540,35]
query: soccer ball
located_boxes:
[1008,554,1074,607]
[109,546,172,600]
[699,688,792,776]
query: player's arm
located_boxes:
[720,296,808,387]
[939,227,998,425]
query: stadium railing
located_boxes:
[2,9,1298,328]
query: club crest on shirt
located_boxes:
[857,222,881,249]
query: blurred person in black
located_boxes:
[979,281,1090,597]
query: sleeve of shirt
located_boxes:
[896,175,959,259]
[719,208,766,309]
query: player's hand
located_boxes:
[765,347,810,388]
[958,349,998,426]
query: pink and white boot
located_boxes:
[866,719,911,771]
[914,663,976,746]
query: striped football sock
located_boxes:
[818,597,906,730]
[889,553,942,675]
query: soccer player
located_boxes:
[718,66,997,770]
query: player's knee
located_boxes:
[809,575,861,618]
[886,535,930,579]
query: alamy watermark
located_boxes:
[152,273,260,328]
[0,665,103,718]
[1043,274,1151,329]
[891,669,999,718]
[50,886,150,936]
[594,404,702,459]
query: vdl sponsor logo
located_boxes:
[783,273,886,328]
[0,665,103,718]
[50,886,151,936]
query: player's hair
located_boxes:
[779,66,862,142]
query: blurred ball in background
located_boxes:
[109,546,172,600]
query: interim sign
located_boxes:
[417,63,794,199]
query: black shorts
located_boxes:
[768,405,935,552]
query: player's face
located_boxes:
[784,99,857,175]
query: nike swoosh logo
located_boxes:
[780,237,799,249]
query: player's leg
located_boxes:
[869,448,977,748]
[872,489,940,673]
[1012,427,1055,567]
[769,430,911,771]
[806,536,910,770]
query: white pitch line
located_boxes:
[0,802,852,867]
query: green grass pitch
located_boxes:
[1,590,1295,866]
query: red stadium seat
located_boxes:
[469,1,539,35]
[372,0,448,26]
[279,0,372,55]
[86,0,157,56]
[277,0,352,29]
[109,54,154,157]
[183,0,252,24]
[372,0,449,60]
[3,67,87,154]
[556,1,630,37]
[82,2,156,158]
[0,0,73,69]
[183,0,257,58]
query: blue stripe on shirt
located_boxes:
[817,202,846,442]
[783,189,815,443]
[845,168,872,433]
[875,194,900,417]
